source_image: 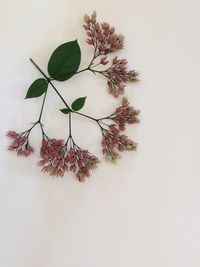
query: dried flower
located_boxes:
[83,12,139,97]
[65,147,99,182]
[111,97,140,131]
[105,150,121,163]
[101,123,137,163]
[128,70,139,82]
[38,138,67,177]
[83,11,124,55]
[38,136,99,181]
[100,56,109,65]
[6,130,34,156]
[105,57,139,97]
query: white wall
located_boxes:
[0,0,200,266]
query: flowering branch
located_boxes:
[6,87,49,156]
[82,12,139,97]
[6,11,140,182]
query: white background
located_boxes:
[0,0,200,266]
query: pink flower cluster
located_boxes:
[100,97,140,162]
[6,131,34,156]
[83,12,139,97]
[101,124,137,163]
[105,57,139,97]
[38,138,99,181]
[111,97,140,131]
[83,11,124,55]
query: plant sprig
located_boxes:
[6,11,140,181]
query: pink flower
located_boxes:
[83,12,139,97]
[83,12,124,55]
[100,56,109,65]
[6,131,17,139]
[6,130,34,156]
[100,124,137,163]
[109,124,120,134]
[66,148,100,182]
[101,22,109,31]
[38,138,67,177]
[87,38,94,45]
[107,81,125,97]
[111,97,140,131]
[105,57,139,97]
[38,137,99,181]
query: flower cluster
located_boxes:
[38,137,99,181]
[6,96,139,179]
[38,138,66,177]
[83,11,124,55]
[111,97,140,131]
[83,12,139,97]
[99,98,139,162]
[6,131,34,156]
[101,124,137,163]
[105,57,139,97]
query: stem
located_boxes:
[68,39,101,76]
[75,67,90,75]
[73,111,98,122]
[29,59,49,120]
[88,55,96,68]
[30,58,49,80]
[24,90,48,138]
[38,89,48,121]
[49,80,71,110]
[30,58,71,110]
[29,59,100,121]
[74,55,99,75]
[69,112,72,136]
[29,59,111,133]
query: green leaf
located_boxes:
[60,108,70,114]
[25,78,48,99]
[48,40,81,81]
[71,97,87,111]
